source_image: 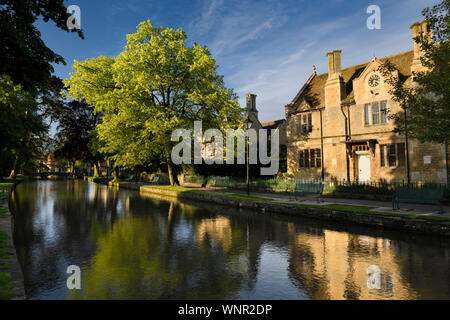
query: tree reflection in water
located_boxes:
[10,181,450,300]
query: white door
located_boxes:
[358,154,371,182]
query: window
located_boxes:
[380,145,386,167]
[315,149,321,168]
[388,144,396,167]
[308,113,312,133]
[365,101,388,125]
[298,113,313,134]
[397,143,406,167]
[372,102,380,125]
[299,151,304,168]
[299,149,322,168]
[304,149,310,168]
[380,143,406,167]
[380,101,388,123]
[302,115,307,133]
[364,104,371,125]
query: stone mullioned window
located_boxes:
[380,143,406,167]
[299,148,321,168]
[364,101,388,125]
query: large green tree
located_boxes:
[64,21,243,185]
[0,75,48,178]
[379,0,449,144]
[0,0,83,176]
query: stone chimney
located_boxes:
[327,50,342,80]
[246,93,258,120]
[410,19,432,74]
[325,50,345,107]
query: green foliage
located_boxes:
[0,0,83,93]
[0,75,48,175]
[0,231,7,259]
[0,229,12,300]
[64,20,243,184]
[324,182,396,195]
[0,272,13,300]
[53,100,102,169]
[378,0,450,144]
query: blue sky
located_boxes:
[37,0,439,123]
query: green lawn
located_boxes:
[144,185,272,202]
[0,272,13,300]
[0,182,14,300]
[0,206,7,219]
[136,185,450,222]
[195,191,272,202]
[0,231,13,300]
[0,183,13,194]
[283,202,450,222]
[145,185,192,192]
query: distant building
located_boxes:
[285,20,449,183]
[245,93,287,173]
[40,153,69,173]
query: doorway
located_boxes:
[358,154,371,182]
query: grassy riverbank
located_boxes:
[142,185,450,222]
[88,180,450,236]
[0,180,14,300]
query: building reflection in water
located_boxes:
[10,181,450,300]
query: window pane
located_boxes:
[297,116,302,134]
[310,149,316,167]
[388,144,396,167]
[397,143,406,167]
[381,101,387,123]
[372,102,380,124]
[305,149,310,168]
[364,104,371,125]
[316,149,321,168]
[299,151,304,168]
[308,113,312,132]
[380,145,386,167]
[302,115,307,133]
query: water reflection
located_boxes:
[10,181,450,300]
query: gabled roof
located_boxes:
[261,119,286,130]
[290,50,414,110]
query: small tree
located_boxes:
[53,100,103,175]
[378,0,449,145]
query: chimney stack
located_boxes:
[324,50,345,107]
[410,19,432,74]
[246,93,256,111]
[246,93,258,120]
[327,50,342,80]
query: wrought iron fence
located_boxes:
[183,175,449,198]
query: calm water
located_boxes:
[9,180,450,300]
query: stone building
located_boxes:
[285,20,449,184]
[245,93,288,172]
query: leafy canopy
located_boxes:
[378,0,449,144]
[0,75,48,173]
[64,21,243,175]
[0,0,83,93]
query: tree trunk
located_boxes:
[9,155,20,179]
[71,161,76,179]
[165,149,178,186]
[113,166,120,180]
[94,162,99,177]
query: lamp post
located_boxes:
[244,115,252,195]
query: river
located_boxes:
[9,180,450,300]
